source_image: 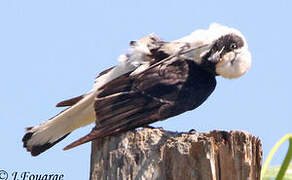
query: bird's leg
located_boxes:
[142,124,155,129]
[188,129,197,134]
[142,125,164,130]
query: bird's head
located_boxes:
[178,23,251,79]
[204,30,251,79]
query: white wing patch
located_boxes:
[92,34,159,92]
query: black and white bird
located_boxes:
[22,23,251,156]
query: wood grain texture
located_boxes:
[90,128,262,180]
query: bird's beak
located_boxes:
[215,48,251,79]
[207,47,225,63]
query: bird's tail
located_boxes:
[22,93,96,156]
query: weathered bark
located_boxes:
[90,128,262,180]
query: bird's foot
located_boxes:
[188,129,197,134]
[142,125,164,131]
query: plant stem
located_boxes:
[261,134,292,180]
[276,137,292,180]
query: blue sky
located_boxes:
[1,0,291,179]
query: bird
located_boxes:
[22,23,251,156]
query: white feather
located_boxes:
[176,23,248,48]
[176,23,251,79]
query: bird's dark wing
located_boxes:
[64,57,216,150]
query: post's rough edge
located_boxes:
[90,128,262,180]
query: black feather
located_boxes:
[22,132,70,156]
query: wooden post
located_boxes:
[90,128,262,180]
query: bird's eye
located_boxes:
[230,43,237,49]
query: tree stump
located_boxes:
[90,128,262,180]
